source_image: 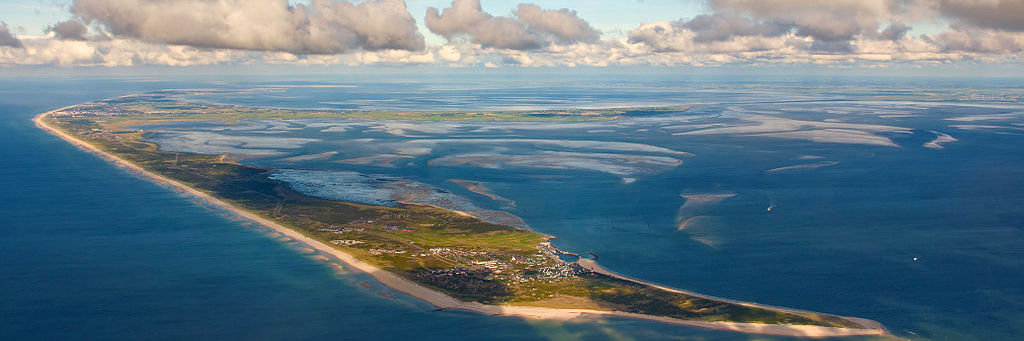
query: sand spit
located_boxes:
[924,131,958,149]
[35,110,886,338]
[336,154,413,168]
[281,151,338,162]
[449,179,516,207]
[767,161,840,173]
[673,114,907,147]
[680,193,737,202]
[676,194,735,248]
[574,259,886,337]
[677,193,736,219]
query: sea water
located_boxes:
[2,74,1023,341]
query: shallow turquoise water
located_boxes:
[2,75,1023,340]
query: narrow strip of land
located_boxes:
[35,108,886,338]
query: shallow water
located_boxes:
[3,75,1023,340]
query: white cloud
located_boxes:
[1,37,242,67]
[2,0,1024,68]
[438,44,462,62]
[425,0,599,50]
[71,0,424,54]
[930,23,1024,53]
[621,0,1024,65]
[513,4,600,44]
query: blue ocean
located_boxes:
[2,74,1022,340]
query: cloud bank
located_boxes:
[626,0,1024,61]
[935,0,1024,31]
[2,0,1024,67]
[71,0,424,54]
[425,0,599,50]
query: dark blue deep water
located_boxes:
[2,74,1022,340]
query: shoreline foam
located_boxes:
[34,109,886,338]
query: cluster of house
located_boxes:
[317,225,365,233]
[425,245,586,282]
[367,248,407,256]
[315,220,589,283]
[383,224,415,232]
[53,104,135,118]
[428,247,488,258]
[527,263,588,280]
[317,220,418,234]
[317,218,378,233]
[330,240,364,246]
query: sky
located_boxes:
[0,0,1023,73]
[0,1,709,45]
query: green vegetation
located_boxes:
[42,97,866,329]
[70,93,691,128]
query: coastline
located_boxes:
[34,109,887,338]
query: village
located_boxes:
[51,102,138,118]
[317,218,589,286]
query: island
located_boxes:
[34,91,887,338]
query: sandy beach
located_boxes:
[34,110,887,338]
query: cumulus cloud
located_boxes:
[47,20,89,41]
[71,0,424,54]
[918,0,1024,53]
[437,44,462,62]
[930,23,1024,53]
[0,36,465,67]
[626,0,929,56]
[876,22,911,41]
[628,20,793,53]
[625,0,1024,60]
[513,4,599,43]
[0,22,23,48]
[680,13,790,43]
[425,0,599,50]
[425,0,540,50]
[709,0,900,42]
[935,0,1024,32]
[0,37,238,67]
[4,0,1024,68]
